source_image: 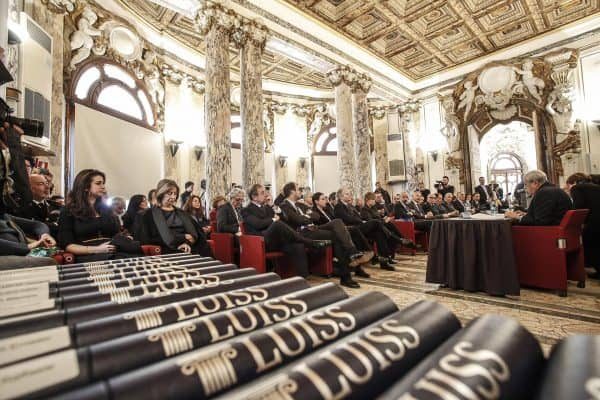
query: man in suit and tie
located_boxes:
[394,191,414,220]
[241,184,328,278]
[17,174,60,237]
[452,192,467,213]
[279,182,361,288]
[505,170,572,226]
[216,187,245,235]
[475,176,492,204]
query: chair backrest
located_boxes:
[559,209,589,250]
[559,209,589,230]
[210,222,217,232]
[239,222,247,234]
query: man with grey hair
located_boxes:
[217,187,246,235]
[505,170,571,225]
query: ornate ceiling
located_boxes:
[282,0,600,80]
[113,0,333,89]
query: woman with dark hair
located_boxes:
[147,189,158,207]
[183,194,211,238]
[57,169,141,262]
[209,195,226,225]
[139,179,212,256]
[566,173,600,278]
[122,194,148,234]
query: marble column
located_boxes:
[327,66,356,194]
[351,73,373,198]
[238,22,268,189]
[371,107,389,189]
[196,4,237,204]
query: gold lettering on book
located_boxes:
[179,348,238,396]
[172,288,269,321]
[148,323,196,356]
[399,341,510,400]
[124,306,166,330]
[109,287,135,303]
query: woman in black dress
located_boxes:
[566,173,600,278]
[58,169,142,262]
[122,194,148,235]
[139,179,212,257]
[182,194,211,239]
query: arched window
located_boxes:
[489,153,523,197]
[72,60,155,129]
[313,126,338,154]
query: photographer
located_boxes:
[435,176,455,197]
[0,47,58,268]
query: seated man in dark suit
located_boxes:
[452,192,467,213]
[334,187,397,270]
[279,182,361,288]
[241,184,328,278]
[17,174,60,237]
[216,188,245,236]
[374,192,393,216]
[0,214,58,269]
[440,192,460,217]
[394,191,414,220]
[505,170,572,226]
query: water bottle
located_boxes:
[490,202,497,216]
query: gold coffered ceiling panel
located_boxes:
[114,0,332,89]
[283,0,600,80]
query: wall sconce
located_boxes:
[415,163,424,173]
[194,146,204,161]
[299,157,307,169]
[167,140,183,157]
[430,151,439,162]
[278,155,288,168]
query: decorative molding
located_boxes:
[41,0,76,14]
[195,1,242,36]
[326,65,357,87]
[161,64,206,94]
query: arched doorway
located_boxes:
[489,153,524,197]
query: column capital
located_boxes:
[195,1,242,36]
[351,72,372,94]
[233,20,269,49]
[326,65,356,87]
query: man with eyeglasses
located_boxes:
[17,174,60,236]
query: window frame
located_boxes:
[70,58,157,131]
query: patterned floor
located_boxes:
[308,253,600,355]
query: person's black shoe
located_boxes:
[401,239,417,249]
[588,272,600,280]
[340,277,360,288]
[309,240,332,248]
[379,258,395,271]
[355,266,370,278]
[387,257,397,265]
[349,252,364,261]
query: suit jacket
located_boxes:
[394,201,413,219]
[139,207,197,251]
[0,214,50,256]
[422,202,442,217]
[312,206,334,226]
[407,200,425,218]
[216,202,240,234]
[570,182,600,229]
[334,201,364,226]
[241,202,274,236]
[440,202,457,213]
[375,188,391,205]
[360,205,381,221]
[452,199,466,213]
[519,182,572,226]
[475,184,491,203]
[279,199,314,230]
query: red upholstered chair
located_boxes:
[210,233,236,264]
[511,209,589,296]
[393,220,428,255]
[238,222,286,274]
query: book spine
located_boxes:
[59,269,257,308]
[534,335,600,400]
[224,300,461,400]
[74,277,311,346]
[107,291,398,400]
[377,314,545,400]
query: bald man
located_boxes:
[17,174,60,236]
